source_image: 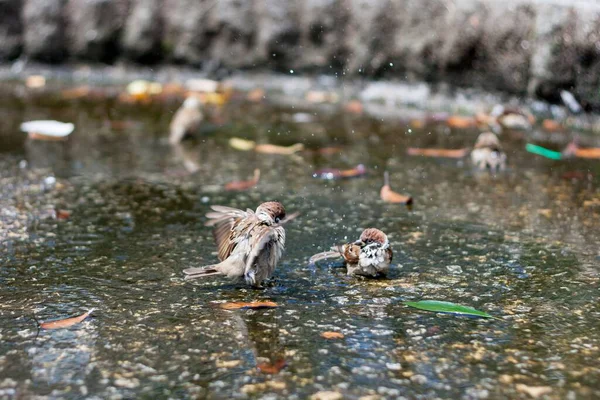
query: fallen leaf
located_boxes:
[21,120,74,140]
[344,100,363,114]
[56,210,71,220]
[229,137,256,151]
[525,143,562,160]
[247,88,265,102]
[542,119,563,132]
[380,171,413,205]
[573,147,600,159]
[219,301,278,310]
[313,164,367,180]
[310,390,343,400]
[410,119,425,129]
[321,331,344,339]
[306,90,338,104]
[257,359,287,374]
[446,115,476,129]
[61,85,91,99]
[407,148,470,158]
[314,146,343,155]
[404,300,501,319]
[515,384,552,398]
[216,359,241,368]
[25,75,46,89]
[127,80,162,100]
[254,143,304,155]
[537,209,552,218]
[224,169,260,191]
[40,309,95,330]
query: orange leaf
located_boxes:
[219,301,278,310]
[446,116,476,129]
[257,359,287,374]
[344,100,363,114]
[381,171,413,205]
[40,309,94,330]
[56,210,71,220]
[321,331,344,339]
[224,169,260,191]
[542,119,563,132]
[407,148,470,158]
[574,148,600,159]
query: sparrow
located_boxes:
[169,96,203,145]
[183,201,297,287]
[309,228,393,278]
[470,132,507,173]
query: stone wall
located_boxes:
[1,0,600,109]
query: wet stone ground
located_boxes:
[0,82,599,399]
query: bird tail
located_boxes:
[183,266,223,280]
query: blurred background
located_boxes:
[1,0,600,109]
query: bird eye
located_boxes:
[275,217,281,223]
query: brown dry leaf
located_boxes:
[255,143,304,155]
[40,309,94,330]
[56,210,71,220]
[446,115,476,129]
[224,169,260,191]
[515,384,552,398]
[257,359,287,374]
[321,331,344,339]
[219,301,278,310]
[407,147,470,158]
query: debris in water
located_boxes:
[257,359,287,374]
[224,169,260,191]
[380,171,413,205]
[21,120,74,140]
[229,137,256,151]
[219,301,278,310]
[25,75,46,88]
[313,164,367,180]
[254,143,304,155]
[407,148,469,158]
[446,115,476,129]
[321,331,344,339]
[525,143,562,160]
[40,309,95,329]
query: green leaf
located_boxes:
[525,143,562,160]
[404,300,501,320]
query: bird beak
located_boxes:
[353,240,365,247]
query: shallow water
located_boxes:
[0,83,599,399]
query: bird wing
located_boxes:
[244,224,282,274]
[386,247,393,263]
[205,205,256,261]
